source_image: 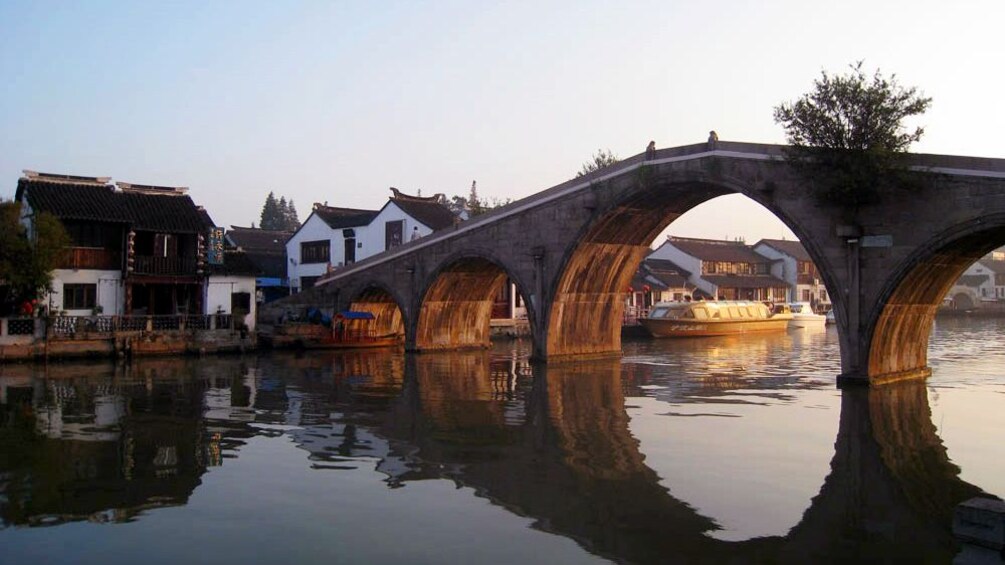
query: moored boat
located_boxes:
[640,300,790,337]
[785,302,827,328]
[263,310,402,349]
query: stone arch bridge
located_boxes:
[267,141,1005,384]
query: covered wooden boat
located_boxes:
[265,311,402,349]
[640,300,790,337]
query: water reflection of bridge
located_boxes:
[0,353,987,562]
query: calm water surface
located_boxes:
[1,318,1003,564]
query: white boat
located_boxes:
[825,310,836,325]
[786,302,827,328]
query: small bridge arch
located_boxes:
[345,283,408,340]
[413,252,535,352]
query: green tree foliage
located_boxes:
[0,200,70,308]
[576,148,620,178]
[439,181,511,218]
[774,62,932,207]
[260,192,280,229]
[259,192,300,231]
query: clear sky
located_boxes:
[2,1,1002,243]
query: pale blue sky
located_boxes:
[2,1,1002,242]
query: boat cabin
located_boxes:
[648,300,773,321]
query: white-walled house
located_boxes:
[752,238,830,309]
[648,236,789,302]
[286,189,457,292]
[206,250,259,331]
[946,258,1000,310]
[285,205,378,292]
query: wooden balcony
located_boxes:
[61,247,121,270]
[133,255,198,276]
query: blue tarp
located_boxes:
[256,277,286,287]
[339,311,375,320]
[306,308,332,326]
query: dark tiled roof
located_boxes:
[197,207,216,229]
[958,274,990,287]
[642,258,691,287]
[665,237,768,263]
[208,250,261,276]
[17,179,131,223]
[979,258,1005,275]
[391,198,457,231]
[755,238,811,261]
[630,272,668,291]
[247,252,288,279]
[704,274,789,289]
[226,226,291,253]
[313,206,378,229]
[17,178,210,233]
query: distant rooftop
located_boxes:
[755,238,811,262]
[662,236,768,263]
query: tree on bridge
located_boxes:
[774,61,932,208]
[576,149,620,178]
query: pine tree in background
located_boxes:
[467,180,485,216]
[258,192,301,231]
[285,200,300,231]
[260,192,281,230]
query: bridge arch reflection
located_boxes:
[0,352,992,562]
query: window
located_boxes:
[301,276,319,290]
[231,292,251,312]
[65,222,116,248]
[63,284,96,310]
[343,229,356,264]
[301,240,330,264]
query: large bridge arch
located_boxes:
[412,251,535,352]
[866,214,1005,382]
[544,163,840,360]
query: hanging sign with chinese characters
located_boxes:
[208,227,225,265]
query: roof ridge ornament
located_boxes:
[22,170,111,186]
[116,182,188,195]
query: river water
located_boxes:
[1,317,1003,563]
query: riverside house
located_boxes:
[752,238,831,310]
[1,171,254,359]
[648,236,789,302]
[286,188,457,292]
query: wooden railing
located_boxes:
[622,305,649,326]
[61,248,121,270]
[132,255,198,276]
[46,314,235,337]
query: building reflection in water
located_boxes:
[0,350,991,562]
